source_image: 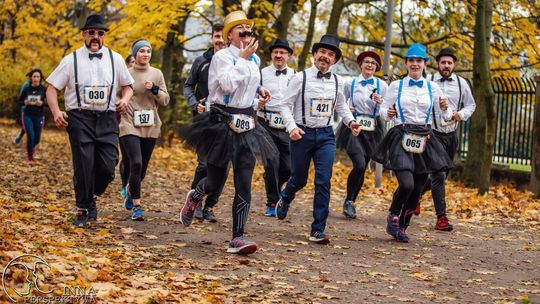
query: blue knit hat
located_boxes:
[132,39,152,58]
[404,43,429,61]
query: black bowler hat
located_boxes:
[435,47,457,62]
[312,34,342,62]
[269,38,293,54]
[80,14,109,32]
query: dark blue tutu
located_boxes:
[335,117,384,157]
[372,124,453,174]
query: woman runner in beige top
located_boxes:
[119,39,169,221]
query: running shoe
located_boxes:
[131,206,144,221]
[275,197,290,220]
[227,236,258,254]
[264,204,276,217]
[397,227,410,243]
[342,200,357,219]
[73,208,89,228]
[308,231,330,245]
[203,208,218,223]
[180,190,200,227]
[386,213,399,238]
[435,215,453,231]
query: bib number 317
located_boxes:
[401,133,427,154]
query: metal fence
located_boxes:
[457,77,536,165]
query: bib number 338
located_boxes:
[401,133,428,154]
[229,114,255,133]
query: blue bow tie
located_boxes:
[409,79,424,88]
[360,78,374,86]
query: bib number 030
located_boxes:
[83,85,109,106]
[401,133,428,154]
[229,114,255,133]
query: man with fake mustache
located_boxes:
[183,23,227,223]
[46,14,134,228]
[276,35,361,244]
[417,48,476,231]
[257,39,295,217]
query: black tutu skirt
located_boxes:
[257,116,290,147]
[178,104,278,169]
[335,117,384,157]
[433,130,458,162]
[372,124,453,174]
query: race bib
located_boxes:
[83,85,109,105]
[133,109,155,127]
[355,114,376,131]
[439,114,455,127]
[268,112,285,129]
[310,98,333,117]
[229,114,255,133]
[401,133,428,154]
[27,95,41,106]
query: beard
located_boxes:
[438,67,454,77]
[85,39,103,50]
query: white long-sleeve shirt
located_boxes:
[207,45,261,109]
[380,76,452,126]
[343,75,388,117]
[429,72,476,133]
[280,66,355,132]
[259,64,295,114]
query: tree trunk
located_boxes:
[326,0,344,36]
[463,0,495,194]
[298,0,318,71]
[160,16,189,147]
[530,76,540,195]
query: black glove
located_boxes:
[150,83,160,95]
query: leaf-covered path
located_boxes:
[1,120,539,303]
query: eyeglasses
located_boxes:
[85,30,105,37]
[362,61,378,66]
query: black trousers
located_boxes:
[193,160,255,239]
[422,131,458,216]
[119,135,156,199]
[346,153,371,202]
[389,171,428,228]
[190,152,228,209]
[259,118,291,206]
[66,110,118,209]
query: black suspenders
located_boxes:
[301,71,338,126]
[73,48,115,111]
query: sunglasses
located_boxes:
[86,30,105,37]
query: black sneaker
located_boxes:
[203,208,218,223]
[73,208,90,228]
[88,196,97,221]
[194,203,203,220]
[275,197,290,220]
[342,200,356,219]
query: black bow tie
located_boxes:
[275,69,288,76]
[89,53,103,60]
[317,71,331,79]
[440,76,453,82]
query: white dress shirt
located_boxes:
[380,76,452,126]
[207,45,261,109]
[429,72,476,133]
[280,66,355,132]
[47,46,134,112]
[343,75,388,117]
[259,64,295,115]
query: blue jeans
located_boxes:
[281,126,335,233]
[22,112,44,160]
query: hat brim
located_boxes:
[312,43,342,62]
[269,45,293,54]
[435,54,457,62]
[404,55,430,62]
[223,19,254,43]
[357,51,382,71]
[80,25,109,32]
